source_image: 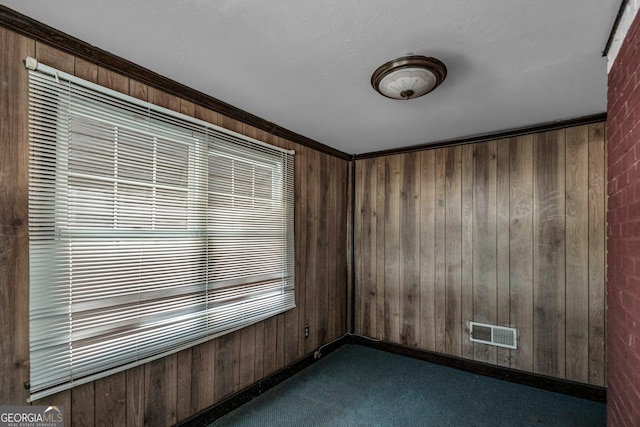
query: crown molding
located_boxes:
[355,113,607,160]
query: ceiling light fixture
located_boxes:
[371,55,447,100]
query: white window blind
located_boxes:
[26,58,295,401]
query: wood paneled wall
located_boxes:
[354,123,607,386]
[0,27,348,426]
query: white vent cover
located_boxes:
[469,322,517,349]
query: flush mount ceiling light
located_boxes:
[371,55,447,100]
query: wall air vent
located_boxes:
[469,322,517,349]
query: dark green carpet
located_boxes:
[211,344,605,426]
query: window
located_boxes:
[26,58,295,400]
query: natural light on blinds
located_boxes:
[26,58,295,401]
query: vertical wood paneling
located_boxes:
[473,141,498,364]
[419,150,436,351]
[126,367,144,427]
[98,67,128,95]
[434,150,447,353]
[533,129,566,378]
[384,155,401,342]
[355,159,370,335]
[445,147,462,357]
[333,158,347,339]
[588,122,606,387]
[177,350,193,420]
[316,154,330,345]
[239,326,256,390]
[219,114,244,134]
[263,317,278,376]
[342,159,349,336]
[71,383,94,426]
[355,122,606,386]
[400,153,420,346]
[214,332,240,400]
[34,391,71,427]
[346,160,355,335]
[95,372,126,426]
[276,314,286,368]
[509,135,534,372]
[190,341,215,413]
[327,156,339,341]
[496,140,511,367]
[75,58,98,82]
[304,149,319,353]
[254,322,265,379]
[147,86,180,112]
[294,143,307,359]
[129,80,149,102]
[341,161,349,336]
[180,99,196,118]
[0,27,33,406]
[144,356,177,427]
[565,125,589,383]
[35,42,74,73]
[194,104,219,125]
[460,145,475,360]
[375,158,386,340]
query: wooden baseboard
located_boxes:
[176,335,347,426]
[346,335,606,403]
[177,334,605,426]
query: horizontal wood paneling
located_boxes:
[354,124,607,386]
[0,29,348,426]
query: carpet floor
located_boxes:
[211,344,606,426]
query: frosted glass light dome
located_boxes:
[371,55,447,100]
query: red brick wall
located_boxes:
[607,10,640,427]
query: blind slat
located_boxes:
[28,62,295,400]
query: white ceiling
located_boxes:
[3,1,620,155]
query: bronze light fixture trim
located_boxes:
[371,55,447,100]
